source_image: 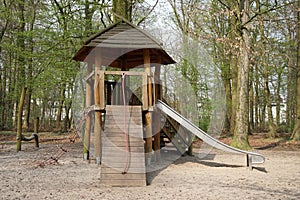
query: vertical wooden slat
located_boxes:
[99,71,105,110]
[94,50,102,164]
[153,61,161,161]
[144,49,152,164]
[83,62,93,160]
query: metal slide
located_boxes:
[156,100,265,170]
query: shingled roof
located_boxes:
[73,20,175,68]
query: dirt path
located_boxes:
[0,141,299,200]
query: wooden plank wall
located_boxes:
[101,105,146,186]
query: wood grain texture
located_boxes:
[101,105,146,186]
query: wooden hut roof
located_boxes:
[73,20,175,68]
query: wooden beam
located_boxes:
[99,71,105,110]
[94,51,102,164]
[144,49,153,108]
[143,49,152,165]
[103,71,146,76]
[153,60,161,161]
[144,111,153,165]
[83,62,93,160]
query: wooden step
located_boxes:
[162,126,187,155]
[101,165,146,174]
[101,179,146,187]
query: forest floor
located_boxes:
[0,131,300,200]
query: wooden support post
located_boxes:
[83,62,93,160]
[153,62,161,161]
[144,49,153,165]
[99,71,105,110]
[94,52,102,164]
[33,117,39,148]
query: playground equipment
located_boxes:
[157,100,265,170]
[73,19,265,186]
[17,117,39,150]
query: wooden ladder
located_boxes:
[101,105,146,186]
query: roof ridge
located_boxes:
[112,13,163,47]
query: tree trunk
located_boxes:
[112,0,133,22]
[249,67,254,132]
[231,0,251,150]
[292,0,300,140]
[223,76,232,135]
[258,14,276,138]
[0,62,5,130]
[16,87,27,151]
[264,70,276,138]
[56,85,66,130]
[254,65,259,131]
[23,89,32,130]
[276,70,282,126]
[22,6,35,130]
[230,57,238,135]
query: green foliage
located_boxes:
[198,116,210,132]
[0,0,111,130]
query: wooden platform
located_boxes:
[101,105,146,186]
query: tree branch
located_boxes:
[137,0,159,26]
[217,0,231,10]
[243,1,295,27]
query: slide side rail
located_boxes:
[156,100,265,170]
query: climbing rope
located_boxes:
[122,73,130,174]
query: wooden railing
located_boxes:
[95,70,151,111]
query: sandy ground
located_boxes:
[1,139,300,200]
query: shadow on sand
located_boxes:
[146,148,267,185]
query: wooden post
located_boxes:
[16,87,27,151]
[153,62,161,161]
[99,71,105,110]
[33,117,39,148]
[144,49,153,165]
[83,62,93,160]
[94,51,102,164]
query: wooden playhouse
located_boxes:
[73,19,181,186]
